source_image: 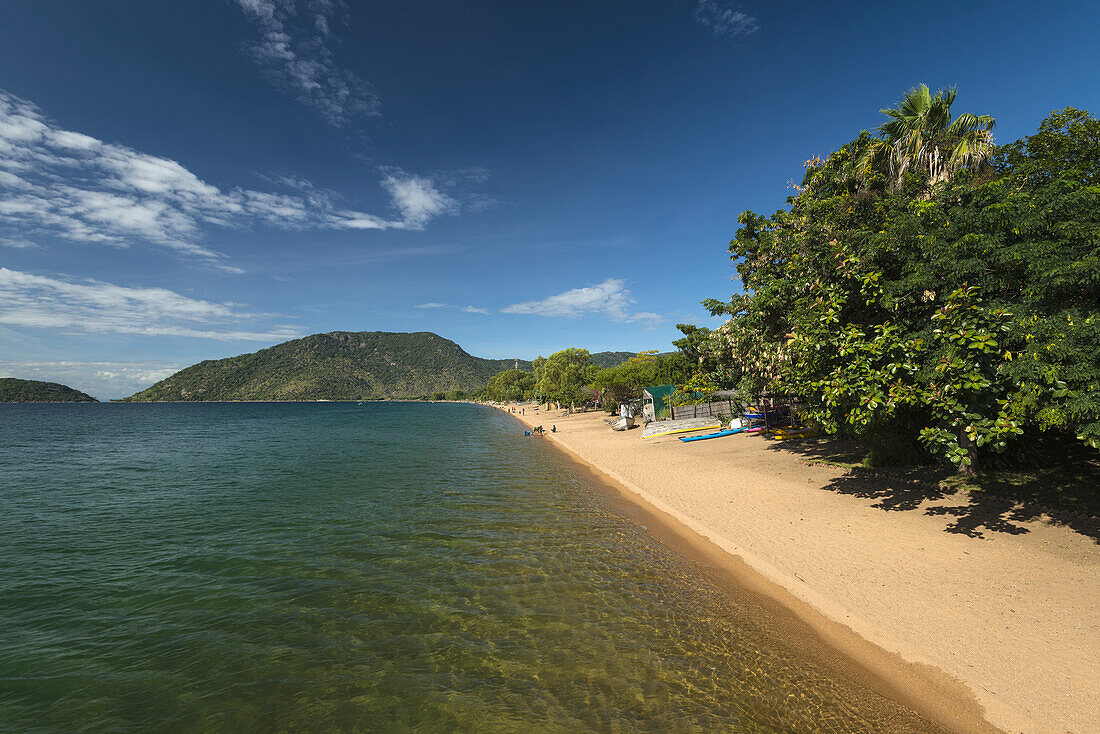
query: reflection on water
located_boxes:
[0,402,941,732]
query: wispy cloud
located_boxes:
[624,311,665,330]
[234,0,379,126]
[694,0,759,37]
[381,170,458,228]
[0,91,473,267]
[414,301,489,315]
[0,236,38,249]
[502,279,637,321]
[0,360,186,400]
[0,267,299,341]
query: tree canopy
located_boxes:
[534,348,598,407]
[485,368,536,402]
[703,97,1099,474]
[860,84,996,189]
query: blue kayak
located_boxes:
[680,426,765,442]
[680,428,738,442]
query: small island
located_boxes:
[0,378,98,403]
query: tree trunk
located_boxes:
[956,426,978,476]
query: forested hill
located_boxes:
[0,378,98,403]
[120,332,638,402]
[590,351,638,368]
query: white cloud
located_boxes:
[0,267,299,342]
[0,236,38,249]
[694,1,759,37]
[0,91,472,265]
[501,279,667,325]
[0,360,186,401]
[624,311,665,329]
[380,171,457,228]
[414,301,488,315]
[233,0,379,126]
[502,278,634,320]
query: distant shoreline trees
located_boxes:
[484,369,536,403]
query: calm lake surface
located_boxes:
[0,402,939,732]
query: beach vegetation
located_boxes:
[534,348,599,409]
[672,371,721,406]
[703,92,1100,475]
[591,350,694,409]
[858,84,996,191]
[485,369,536,402]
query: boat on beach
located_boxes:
[641,417,722,439]
[679,426,764,442]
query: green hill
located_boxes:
[590,351,640,368]
[0,378,97,403]
[121,331,639,402]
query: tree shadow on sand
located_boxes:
[766,438,1100,543]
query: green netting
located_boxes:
[643,384,676,418]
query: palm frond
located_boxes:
[949,113,996,135]
[862,84,997,189]
[948,129,995,170]
[855,139,890,183]
[899,84,932,119]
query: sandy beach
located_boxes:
[496,403,1099,734]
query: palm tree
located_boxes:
[859,84,995,189]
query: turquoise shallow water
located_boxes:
[0,402,939,732]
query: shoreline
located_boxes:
[491,402,1098,734]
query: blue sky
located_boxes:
[1,1,1098,398]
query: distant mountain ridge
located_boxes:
[589,351,638,368]
[0,378,97,403]
[120,331,638,402]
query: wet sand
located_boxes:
[496,403,1100,734]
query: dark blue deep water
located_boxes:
[0,402,939,732]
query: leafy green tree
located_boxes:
[671,324,711,366]
[672,371,721,406]
[535,348,597,409]
[531,356,545,403]
[949,108,1100,448]
[919,287,1022,472]
[706,95,1099,473]
[485,369,536,402]
[592,352,660,408]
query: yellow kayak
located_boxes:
[769,427,819,439]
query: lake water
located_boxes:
[0,402,940,732]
